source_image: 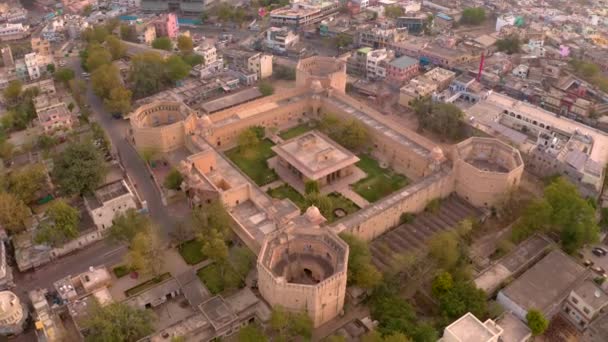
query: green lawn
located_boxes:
[279,123,314,140]
[267,184,306,210]
[197,263,243,295]
[125,273,172,297]
[352,154,408,202]
[113,265,131,278]
[327,192,360,222]
[178,239,207,265]
[225,139,278,186]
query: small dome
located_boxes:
[305,205,326,224]
[200,115,212,126]
[431,147,445,162]
[310,80,324,93]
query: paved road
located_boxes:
[13,241,127,297]
[67,57,177,235]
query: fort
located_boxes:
[129,56,525,326]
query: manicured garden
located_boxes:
[225,139,278,186]
[352,154,408,203]
[124,272,172,297]
[279,123,314,140]
[196,263,242,295]
[178,239,207,265]
[327,193,360,222]
[267,184,306,209]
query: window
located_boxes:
[572,296,579,304]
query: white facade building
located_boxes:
[366,48,390,80]
[440,312,503,342]
[496,14,516,32]
[194,43,218,66]
[0,291,27,336]
[265,27,299,53]
[84,179,138,231]
[24,53,41,80]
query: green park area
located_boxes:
[178,239,207,265]
[353,154,408,203]
[225,139,278,186]
[267,184,307,208]
[279,123,314,140]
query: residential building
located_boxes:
[496,14,516,32]
[223,49,272,80]
[152,13,178,39]
[512,64,529,79]
[434,12,454,29]
[366,48,391,80]
[31,36,54,67]
[396,13,427,34]
[141,0,207,14]
[84,180,138,231]
[399,67,456,107]
[1,46,14,68]
[440,312,503,342]
[33,94,74,133]
[0,7,28,23]
[563,280,608,330]
[24,52,41,80]
[194,42,217,66]
[465,92,608,197]
[419,45,475,68]
[0,23,29,41]
[358,26,407,48]
[270,1,341,27]
[265,27,299,53]
[386,55,419,86]
[497,250,588,321]
[0,291,27,336]
[14,59,28,81]
[346,47,370,78]
[29,289,66,341]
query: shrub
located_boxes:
[164,168,183,190]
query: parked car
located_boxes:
[584,259,594,267]
[592,266,605,274]
[592,248,606,257]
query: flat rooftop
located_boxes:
[272,131,359,180]
[199,296,237,331]
[467,92,608,165]
[201,88,262,114]
[444,313,502,342]
[500,249,587,315]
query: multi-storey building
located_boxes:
[152,13,179,39]
[358,25,407,48]
[194,43,217,66]
[223,49,272,80]
[270,1,341,28]
[366,48,391,80]
[396,13,427,34]
[141,0,207,14]
[84,180,139,231]
[563,280,608,330]
[265,27,299,53]
[33,94,74,133]
[24,53,41,80]
[386,55,419,86]
[1,46,14,68]
[0,23,29,41]
[398,67,455,107]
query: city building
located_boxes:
[1,46,14,68]
[24,52,41,80]
[194,42,217,66]
[0,23,29,41]
[562,280,608,330]
[29,289,66,341]
[396,13,427,34]
[151,13,179,39]
[497,250,588,321]
[223,49,273,80]
[465,91,608,197]
[386,55,419,86]
[440,312,503,342]
[257,224,349,327]
[272,131,360,190]
[270,1,341,28]
[419,45,475,69]
[84,180,139,231]
[399,67,455,107]
[346,47,371,78]
[0,291,27,336]
[33,94,74,133]
[496,14,516,32]
[365,48,391,80]
[265,27,299,53]
[358,25,407,48]
[141,0,207,14]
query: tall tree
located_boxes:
[86,44,112,71]
[91,64,122,99]
[238,325,267,342]
[7,163,47,203]
[109,209,151,243]
[460,7,486,25]
[177,35,194,53]
[0,192,29,232]
[152,37,172,51]
[129,52,166,98]
[53,140,107,195]
[106,35,127,60]
[191,199,232,238]
[128,228,164,277]
[104,86,132,116]
[3,80,22,105]
[165,55,191,82]
[428,231,460,270]
[54,67,75,85]
[416,102,465,141]
[340,233,382,289]
[237,128,260,149]
[84,302,154,342]
[35,199,80,247]
[163,168,183,190]
[385,5,404,18]
[120,24,138,42]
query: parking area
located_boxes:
[580,244,608,276]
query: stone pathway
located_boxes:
[338,187,370,208]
